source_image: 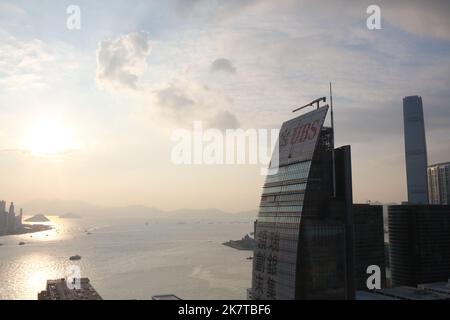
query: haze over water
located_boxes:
[0,216,252,300]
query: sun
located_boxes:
[26,116,74,155]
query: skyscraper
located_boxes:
[388,205,450,287]
[0,200,6,235]
[402,96,429,204]
[428,162,450,205]
[353,204,386,290]
[7,202,15,234]
[250,105,354,300]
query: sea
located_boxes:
[0,216,253,300]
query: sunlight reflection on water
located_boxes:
[0,216,253,300]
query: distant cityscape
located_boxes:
[0,201,23,236]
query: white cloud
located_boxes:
[0,31,78,90]
[96,31,151,90]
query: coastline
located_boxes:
[0,223,53,237]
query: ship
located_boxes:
[69,254,81,261]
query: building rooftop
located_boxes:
[428,162,450,168]
[418,280,450,296]
[375,286,449,300]
[356,291,399,300]
[151,294,181,300]
[38,278,102,300]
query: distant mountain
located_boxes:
[21,199,257,220]
[25,214,50,222]
[58,212,82,219]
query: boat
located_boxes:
[19,242,26,245]
[246,256,253,260]
[69,254,81,261]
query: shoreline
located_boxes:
[0,223,53,237]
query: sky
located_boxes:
[0,0,449,212]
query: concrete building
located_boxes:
[428,162,450,205]
[353,204,386,290]
[388,205,450,287]
[402,96,429,204]
[38,278,102,300]
[250,105,355,300]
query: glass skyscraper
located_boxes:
[403,96,429,204]
[388,205,450,287]
[250,105,354,300]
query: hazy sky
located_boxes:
[1,0,449,211]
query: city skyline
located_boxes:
[1,1,450,212]
[1,1,450,305]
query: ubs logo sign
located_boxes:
[280,119,321,148]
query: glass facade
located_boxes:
[251,106,352,300]
[353,204,386,290]
[388,205,450,287]
[403,96,429,204]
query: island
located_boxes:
[1,215,53,237]
[25,214,50,222]
[9,223,53,236]
[222,234,255,251]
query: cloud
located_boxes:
[381,0,450,41]
[96,31,151,90]
[206,110,240,130]
[156,85,195,111]
[152,79,240,130]
[210,58,236,74]
[0,31,79,90]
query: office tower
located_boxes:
[38,278,103,300]
[428,162,450,205]
[0,200,6,235]
[388,205,450,287]
[353,204,386,290]
[7,202,15,233]
[402,96,429,204]
[250,105,354,300]
[15,208,23,230]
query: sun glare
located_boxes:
[26,116,75,155]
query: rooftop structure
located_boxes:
[38,278,102,300]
